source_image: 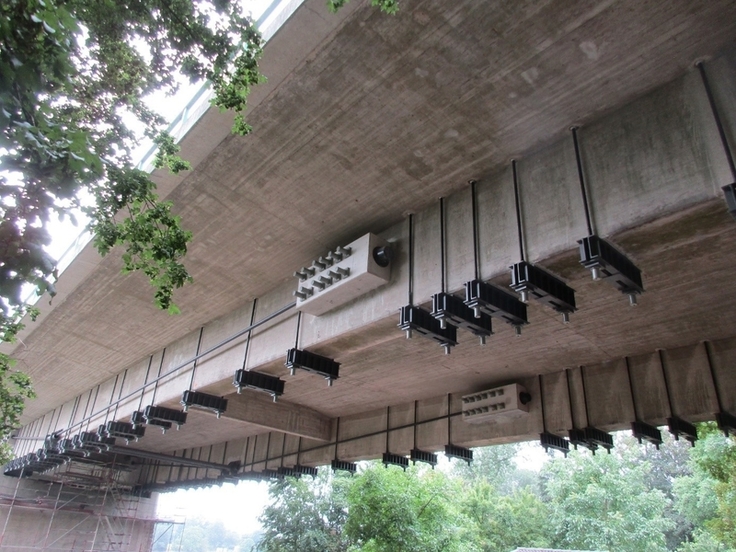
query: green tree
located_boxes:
[327,0,398,14]
[460,479,550,552]
[0,0,264,461]
[676,529,735,552]
[0,307,36,462]
[543,438,674,552]
[674,469,719,535]
[680,425,736,548]
[258,470,352,552]
[344,463,465,552]
[620,432,696,549]
[450,443,522,491]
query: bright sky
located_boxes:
[157,479,271,535]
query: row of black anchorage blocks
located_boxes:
[568,428,593,452]
[464,279,528,335]
[511,261,576,322]
[261,468,285,480]
[233,369,285,401]
[398,305,458,354]
[445,444,473,465]
[431,292,492,345]
[40,448,68,464]
[631,421,663,449]
[143,405,187,433]
[331,459,358,474]
[80,431,115,451]
[540,432,570,456]
[716,411,736,437]
[103,420,146,443]
[568,427,613,455]
[181,390,228,417]
[131,410,147,428]
[578,235,644,305]
[58,438,78,456]
[37,448,69,466]
[410,448,438,468]
[73,431,114,455]
[43,435,62,453]
[723,183,736,219]
[4,458,31,478]
[285,348,340,386]
[382,452,409,470]
[239,471,273,482]
[86,431,116,450]
[33,450,67,471]
[10,453,58,475]
[277,466,301,479]
[292,465,319,478]
[668,417,698,446]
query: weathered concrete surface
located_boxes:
[136,334,736,487]
[9,0,736,422]
[7,0,736,490]
[16,108,736,463]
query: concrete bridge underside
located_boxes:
[7,0,736,495]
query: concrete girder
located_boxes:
[9,1,736,480]
[10,0,736,427]
[219,391,334,443]
[136,334,734,489]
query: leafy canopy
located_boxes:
[258,470,351,552]
[256,437,735,552]
[542,438,674,552]
[0,0,266,462]
[344,464,465,552]
[0,0,264,318]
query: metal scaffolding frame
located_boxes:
[0,459,166,551]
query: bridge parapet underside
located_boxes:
[9,43,736,489]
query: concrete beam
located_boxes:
[131,332,736,489]
[109,446,233,472]
[13,0,736,427]
[14,27,736,468]
[220,391,333,442]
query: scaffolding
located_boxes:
[0,459,165,551]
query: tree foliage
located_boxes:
[0,353,35,462]
[542,440,674,552]
[461,480,550,552]
[0,306,36,463]
[344,464,464,552]
[681,425,736,549]
[258,471,351,552]
[256,434,733,552]
[0,0,264,318]
[327,0,399,15]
